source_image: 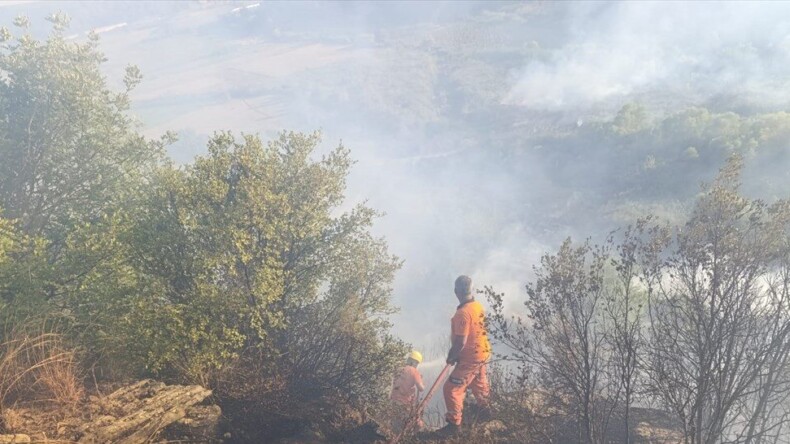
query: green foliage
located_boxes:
[0,18,405,408]
[530,105,790,222]
[0,17,164,332]
[0,18,162,239]
[0,214,49,328]
[111,131,404,393]
[0,217,17,263]
[611,102,648,135]
[285,229,406,403]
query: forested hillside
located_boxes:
[0,4,788,444]
[0,16,405,442]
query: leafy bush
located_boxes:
[106,131,405,400]
[0,17,405,413]
[0,15,165,355]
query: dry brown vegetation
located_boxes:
[0,326,83,414]
[0,323,86,439]
[486,157,790,444]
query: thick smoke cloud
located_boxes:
[504,2,790,112]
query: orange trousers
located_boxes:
[442,361,490,425]
[391,399,424,432]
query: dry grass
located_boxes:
[0,326,84,412]
[38,344,83,407]
[0,407,23,432]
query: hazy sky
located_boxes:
[2,1,789,371]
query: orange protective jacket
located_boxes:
[391,365,424,405]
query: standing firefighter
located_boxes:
[436,275,492,437]
[390,350,426,432]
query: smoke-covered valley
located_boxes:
[3,0,789,362]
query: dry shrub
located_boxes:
[0,326,84,410]
[36,340,83,407]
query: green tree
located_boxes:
[117,131,405,396]
[0,15,164,325]
[0,215,42,319]
[285,229,406,403]
[0,15,407,415]
[611,103,648,135]
[0,14,162,239]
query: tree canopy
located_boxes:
[0,17,405,408]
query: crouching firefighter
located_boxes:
[390,350,426,432]
[436,275,492,437]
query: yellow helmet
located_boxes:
[408,350,423,364]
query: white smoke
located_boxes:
[504,2,790,111]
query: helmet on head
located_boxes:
[408,350,423,364]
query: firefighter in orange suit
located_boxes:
[390,350,425,432]
[436,275,492,437]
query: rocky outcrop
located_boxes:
[0,380,223,443]
[162,404,223,441]
[77,379,215,444]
